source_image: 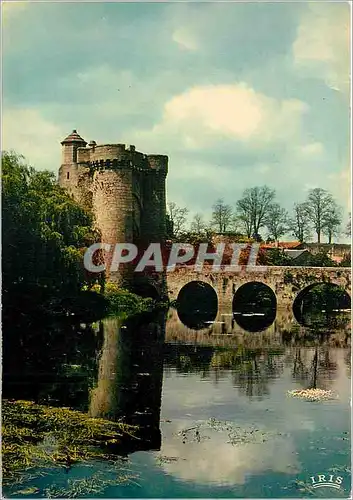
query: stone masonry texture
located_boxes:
[58,130,168,286]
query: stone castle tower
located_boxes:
[58,130,168,286]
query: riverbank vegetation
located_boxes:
[2,152,159,325]
[2,400,137,489]
[89,282,167,319]
[2,151,104,324]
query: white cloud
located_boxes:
[2,109,64,171]
[160,430,300,485]
[293,3,350,95]
[137,83,308,151]
[328,167,351,211]
[300,142,324,157]
[172,28,198,51]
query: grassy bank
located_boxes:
[88,282,169,320]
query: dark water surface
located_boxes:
[2,307,351,498]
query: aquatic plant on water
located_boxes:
[2,400,138,491]
[177,417,285,446]
[287,388,337,401]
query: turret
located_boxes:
[58,130,90,205]
[61,129,87,164]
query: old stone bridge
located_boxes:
[165,265,351,308]
[138,265,351,335]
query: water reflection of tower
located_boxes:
[89,311,166,452]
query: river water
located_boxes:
[2,307,351,498]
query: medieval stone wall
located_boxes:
[58,132,168,285]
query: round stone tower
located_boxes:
[92,164,134,286]
[58,131,168,289]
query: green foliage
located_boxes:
[283,270,294,284]
[339,253,351,267]
[263,248,294,266]
[2,151,101,320]
[305,284,349,311]
[2,399,137,487]
[309,250,337,267]
[93,282,155,318]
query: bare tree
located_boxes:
[289,203,311,243]
[265,203,288,241]
[322,203,342,243]
[235,212,252,238]
[211,198,233,233]
[167,202,189,237]
[190,213,206,234]
[236,186,276,238]
[304,188,341,243]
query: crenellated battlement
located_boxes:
[72,137,168,175]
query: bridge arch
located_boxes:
[176,280,218,330]
[164,266,351,332]
[232,281,277,332]
[293,282,351,327]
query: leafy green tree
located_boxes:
[262,248,293,266]
[2,151,101,320]
[309,250,337,267]
[345,212,351,237]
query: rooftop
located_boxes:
[61,130,87,145]
[261,241,302,249]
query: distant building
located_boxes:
[282,249,312,265]
[299,243,351,264]
[261,241,302,250]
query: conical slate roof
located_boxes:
[61,130,87,145]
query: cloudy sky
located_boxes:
[2,1,351,237]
